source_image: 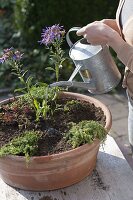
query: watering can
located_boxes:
[50,27,121,94]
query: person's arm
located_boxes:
[76,21,133,73]
[109,32,133,73]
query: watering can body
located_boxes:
[51,27,121,94]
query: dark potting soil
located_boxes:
[0,97,106,156]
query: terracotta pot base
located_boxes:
[0,92,112,191]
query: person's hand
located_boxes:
[76,21,116,46]
[77,20,133,71]
[101,19,120,34]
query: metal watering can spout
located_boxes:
[50,80,96,91]
[51,27,121,94]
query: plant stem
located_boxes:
[12,61,37,113]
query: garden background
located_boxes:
[0,0,124,91]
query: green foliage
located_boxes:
[0,130,42,162]
[23,84,56,101]
[0,0,16,9]
[65,120,107,148]
[30,85,61,120]
[0,0,18,88]
[20,85,62,120]
[64,100,81,112]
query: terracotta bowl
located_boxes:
[0,92,112,191]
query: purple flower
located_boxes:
[0,54,9,63]
[13,51,24,61]
[39,24,65,46]
[0,48,23,63]
[0,57,5,63]
[3,47,14,54]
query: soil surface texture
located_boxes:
[0,97,106,156]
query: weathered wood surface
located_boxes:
[0,135,133,200]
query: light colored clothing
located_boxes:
[120,0,133,27]
[116,0,133,98]
[117,0,133,146]
[127,93,133,146]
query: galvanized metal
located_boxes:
[51,27,121,94]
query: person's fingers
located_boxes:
[76,27,86,36]
[84,34,87,39]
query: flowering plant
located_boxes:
[0,47,32,94]
[39,24,66,81]
[0,24,66,121]
[0,24,66,83]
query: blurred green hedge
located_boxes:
[14,0,118,47]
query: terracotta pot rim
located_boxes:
[3,139,100,161]
[0,92,111,160]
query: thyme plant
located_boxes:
[65,120,107,148]
[0,130,42,163]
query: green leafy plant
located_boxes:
[21,84,62,120]
[65,120,107,148]
[0,130,42,163]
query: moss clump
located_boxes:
[64,100,82,112]
[65,120,107,148]
[0,130,42,162]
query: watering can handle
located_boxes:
[66,27,106,49]
[66,27,81,48]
